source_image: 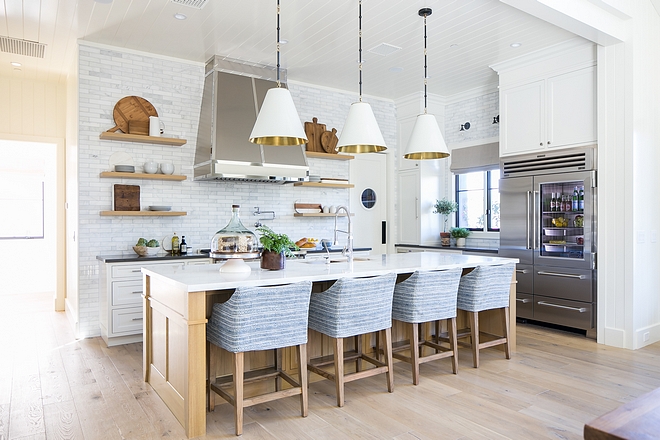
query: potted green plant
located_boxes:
[450,227,471,248]
[433,199,458,246]
[256,225,298,270]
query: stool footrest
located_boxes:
[213,366,280,387]
[308,353,387,383]
[309,349,360,368]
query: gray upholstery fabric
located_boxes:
[392,268,462,323]
[308,273,396,339]
[206,281,313,353]
[457,264,515,312]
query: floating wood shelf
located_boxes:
[99,132,187,146]
[305,151,354,160]
[100,171,186,181]
[293,182,354,188]
[100,211,187,217]
[293,213,354,217]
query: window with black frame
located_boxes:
[455,168,500,232]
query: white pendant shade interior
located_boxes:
[336,0,386,154]
[249,0,307,146]
[336,102,387,153]
[404,8,449,160]
[249,87,307,146]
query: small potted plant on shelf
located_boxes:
[433,199,458,246]
[450,227,471,248]
[256,225,298,270]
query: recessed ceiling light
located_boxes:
[450,44,459,49]
[279,39,288,44]
[10,62,21,67]
[510,42,522,48]
[174,13,187,20]
[389,67,403,73]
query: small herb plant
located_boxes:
[433,199,458,232]
[450,227,471,239]
[256,226,298,257]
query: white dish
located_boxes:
[149,206,171,211]
[115,165,135,172]
[162,235,173,252]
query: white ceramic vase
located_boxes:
[456,237,466,248]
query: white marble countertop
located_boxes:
[142,252,518,292]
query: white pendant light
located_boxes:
[403,8,449,160]
[336,0,387,154]
[249,0,307,146]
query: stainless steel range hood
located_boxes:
[194,56,309,183]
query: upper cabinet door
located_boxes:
[546,66,596,149]
[500,80,544,157]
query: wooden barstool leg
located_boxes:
[334,337,345,407]
[207,341,216,411]
[449,317,458,374]
[275,348,283,391]
[435,320,441,353]
[502,306,511,359]
[469,311,480,368]
[355,335,362,372]
[297,343,308,417]
[384,328,394,393]
[233,352,245,436]
[374,331,381,361]
[410,323,420,385]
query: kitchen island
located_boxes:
[141,252,518,438]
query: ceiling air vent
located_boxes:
[0,37,45,58]
[170,0,208,9]
[367,43,401,57]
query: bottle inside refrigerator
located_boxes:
[540,181,585,260]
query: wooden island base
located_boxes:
[142,254,518,438]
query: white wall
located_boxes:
[75,42,396,338]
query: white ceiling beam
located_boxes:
[499,0,630,46]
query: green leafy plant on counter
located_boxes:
[450,227,471,239]
[433,199,458,232]
[256,226,298,257]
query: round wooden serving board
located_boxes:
[107,96,158,133]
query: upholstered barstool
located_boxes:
[390,268,462,384]
[206,281,313,436]
[456,263,515,368]
[307,273,396,407]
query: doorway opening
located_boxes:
[0,140,58,297]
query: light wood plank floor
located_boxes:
[3,292,660,439]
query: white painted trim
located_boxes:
[78,40,205,67]
[288,79,395,103]
[490,38,594,73]
[604,326,625,348]
[634,323,660,349]
[444,83,499,105]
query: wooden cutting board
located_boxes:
[107,96,158,134]
[113,184,140,211]
[320,128,339,154]
[304,117,325,152]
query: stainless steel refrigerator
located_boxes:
[498,147,597,335]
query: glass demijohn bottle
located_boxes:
[210,205,260,259]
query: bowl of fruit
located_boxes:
[133,238,161,256]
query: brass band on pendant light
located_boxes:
[249,0,307,146]
[336,0,387,154]
[403,8,450,160]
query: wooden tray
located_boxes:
[107,96,158,134]
[294,203,322,214]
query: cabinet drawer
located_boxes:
[516,264,533,294]
[533,295,593,330]
[516,293,533,319]
[533,266,592,302]
[111,262,184,279]
[112,280,143,306]
[112,307,143,335]
[186,259,212,266]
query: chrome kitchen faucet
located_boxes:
[333,205,353,263]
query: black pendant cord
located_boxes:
[276,0,281,87]
[423,13,428,114]
[358,0,363,102]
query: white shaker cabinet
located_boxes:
[500,66,595,157]
[398,164,442,245]
[99,258,212,347]
[399,170,421,244]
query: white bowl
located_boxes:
[160,163,174,175]
[144,161,158,174]
[133,245,160,256]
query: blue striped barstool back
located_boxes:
[308,272,397,339]
[392,268,462,324]
[457,264,515,313]
[207,280,313,353]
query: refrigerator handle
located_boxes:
[415,197,419,219]
[526,191,531,249]
[533,190,540,249]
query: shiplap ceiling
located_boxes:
[0,0,579,99]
